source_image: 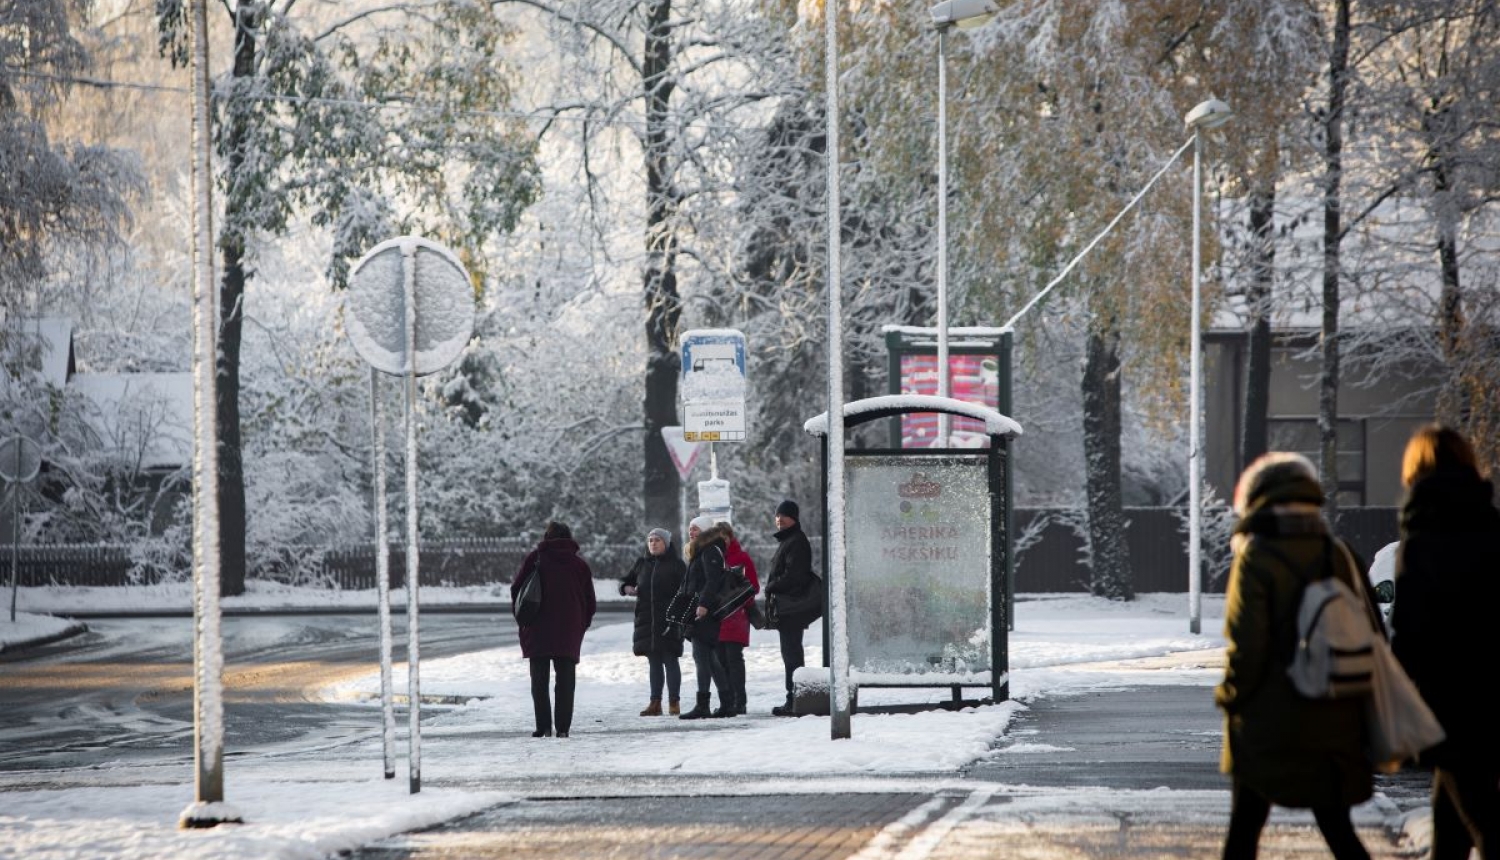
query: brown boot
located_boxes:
[639,699,662,717]
[668,699,681,716]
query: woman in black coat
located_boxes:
[678,516,732,720]
[1390,424,1500,860]
[510,521,596,738]
[619,527,686,716]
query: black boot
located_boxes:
[771,693,796,717]
[679,692,713,720]
[710,699,736,718]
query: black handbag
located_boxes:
[709,565,756,622]
[512,556,543,627]
[771,575,824,628]
[747,597,770,630]
[661,577,696,640]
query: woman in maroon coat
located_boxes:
[510,521,596,738]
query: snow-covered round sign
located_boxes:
[0,435,41,483]
[346,236,475,377]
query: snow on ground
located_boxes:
[0,588,1434,859]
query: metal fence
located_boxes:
[1,507,1401,593]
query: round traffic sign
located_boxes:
[346,236,475,376]
[0,435,42,483]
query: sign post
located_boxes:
[346,236,474,793]
[679,329,747,443]
[0,435,41,623]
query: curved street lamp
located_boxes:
[1185,97,1232,635]
[929,0,997,446]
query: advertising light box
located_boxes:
[844,455,992,676]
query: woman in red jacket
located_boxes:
[715,522,760,717]
[510,521,596,738]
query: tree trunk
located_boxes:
[1240,172,1275,471]
[641,0,681,532]
[1430,131,1466,425]
[1082,319,1132,601]
[1318,0,1349,525]
[214,0,257,598]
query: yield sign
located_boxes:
[661,426,704,480]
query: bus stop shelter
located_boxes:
[803,395,1023,710]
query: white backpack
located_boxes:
[1278,538,1379,699]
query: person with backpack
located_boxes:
[511,521,596,738]
[1390,424,1500,860]
[1214,452,1383,860]
[619,527,686,717]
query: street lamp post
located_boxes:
[929,0,996,447]
[1184,97,1232,635]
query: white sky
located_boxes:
[0,586,1435,859]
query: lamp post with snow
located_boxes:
[1184,97,1232,635]
[928,0,996,446]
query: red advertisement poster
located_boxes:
[898,354,1001,448]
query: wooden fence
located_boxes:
[1,507,1400,593]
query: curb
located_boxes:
[0,620,89,655]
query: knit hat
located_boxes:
[647,527,672,545]
[1233,452,1323,516]
[776,499,800,521]
[688,514,716,534]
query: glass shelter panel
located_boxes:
[844,455,992,676]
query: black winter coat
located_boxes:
[1391,467,1500,772]
[682,538,727,645]
[620,546,687,659]
[765,523,818,628]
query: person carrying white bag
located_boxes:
[1390,424,1500,860]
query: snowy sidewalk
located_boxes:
[0,590,1438,859]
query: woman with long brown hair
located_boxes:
[1391,424,1500,860]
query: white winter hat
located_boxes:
[688,515,716,534]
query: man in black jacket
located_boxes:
[765,499,819,716]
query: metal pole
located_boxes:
[370,368,395,779]
[402,243,422,793]
[8,483,18,623]
[825,0,852,740]
[180,0,231,827]
[1189,131,1204,636]
[936,25,951,448]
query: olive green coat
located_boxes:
[1214,490,1375,809]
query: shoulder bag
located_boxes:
[708,564,756,622]
[512,555,544,627]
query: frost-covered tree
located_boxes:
[1154,0,1323,471]
[154,0,541,594]
[1355,0,1500,470]
[482,0,805,535]
[0,0,140,315]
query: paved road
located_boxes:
[346,683,1434,860]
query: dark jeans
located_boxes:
[690,637,730,706]
[647,655,681,702]
[1222,779,1370,860]
[717,642,746,710]
[1430,766,1500,860]
[528,656,577,735]
[777,624,805,699]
